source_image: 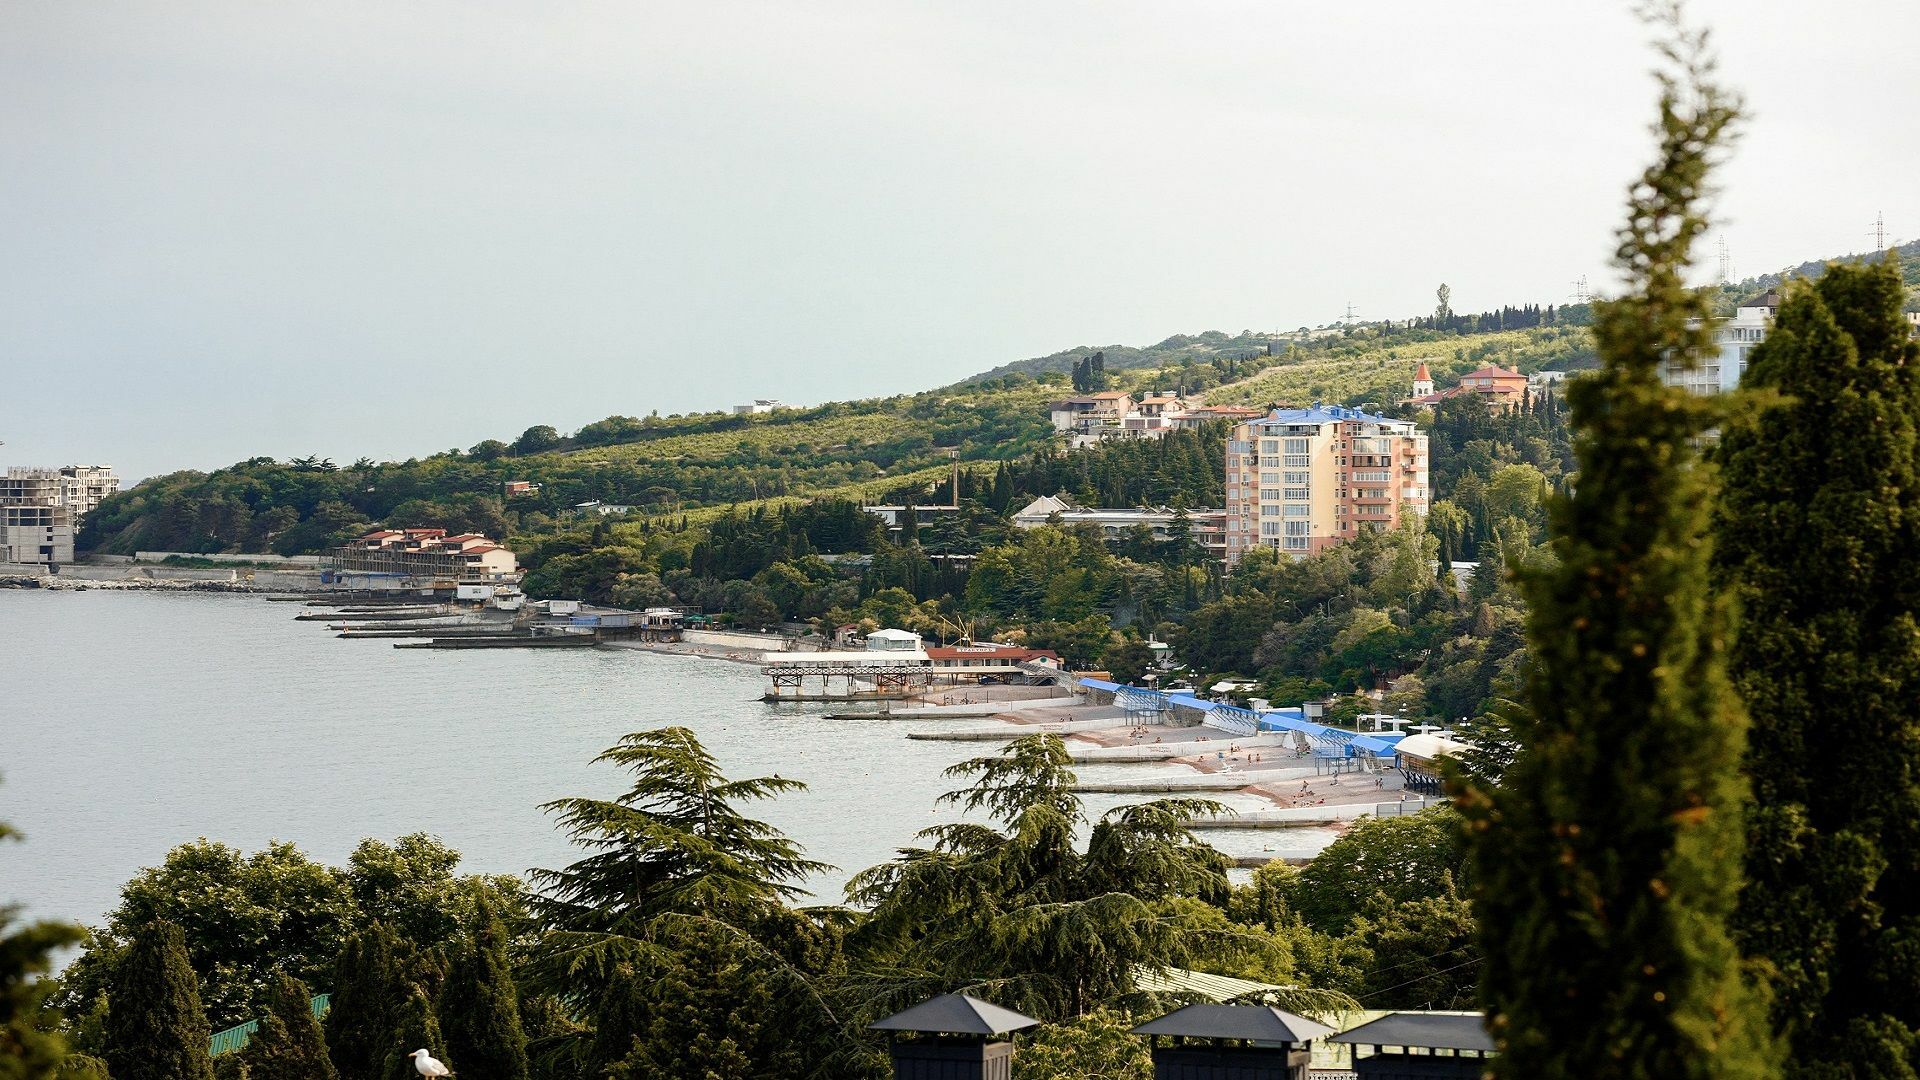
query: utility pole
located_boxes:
[1571,276,1591,305]
[1870,210,1889,252]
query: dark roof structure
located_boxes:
[868,994,1041,1037]
[1329,1012,1495,1053]
[1130,1004,1334,1044]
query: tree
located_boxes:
[60,835,516,1034]
[511,426,563,455]
[324,924,407,1080]
[847,735,1242,1020]
[1435,283,1454,324]
[439,903,528,1080]
[1454,14,1774,1076]
[104,921,215,1080]
[241,973,335,1080]
[1285,809,1464,934]
[523,728,834,1075]
[1714,254,1920,1072]
[1014,1009,1151,1080]
[2,789,85,1080]
[381,983,443,1080]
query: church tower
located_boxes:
[1412,361,1434,399]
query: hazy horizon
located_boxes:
[3,1,1913,482]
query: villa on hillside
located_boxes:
[1409,361,1529,410]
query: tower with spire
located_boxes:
[1412,361,1434,399]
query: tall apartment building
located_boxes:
[1,465,120,565]
[1659,288,1780,395]
[1223,407,1428,564]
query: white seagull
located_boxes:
[408,1049,451,1077]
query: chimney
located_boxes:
[1132,1003,1333,1080]
[869,993,1041,1080]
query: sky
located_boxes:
[1,2,1913,483]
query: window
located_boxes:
[1262,505,1281,516]
[1283,437,1310,454]
[1284,487,1309,500]
[1261,472,1282,484]
[1260,488,1283,502]
[1284,521,1311,536]
[1261,439,1279,453]
[1283,470,1309,484]
[1282,454,1310,467]
[1260,521,1282,536]
[1283,505,1309,518]
[1352,470,1390,482]
[1283,536,1310,550]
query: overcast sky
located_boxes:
[2,2,1912,482]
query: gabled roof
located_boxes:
[1414,361,1431,380]
[1459,364,1525,381]
[1090,390,1132,399]
[1131,1004,1334,1044]
[869,994,1041,1036]
[1329,1011,1493,1052]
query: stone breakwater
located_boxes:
[0,574,262,592]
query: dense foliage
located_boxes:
[103,922,215,1080]
[1456,26,1774,1076]
[1715,255,1920,1073]
[2,788,86,1080]
[58,835,521,1032]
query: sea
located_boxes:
[1,590,1329,929]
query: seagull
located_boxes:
[408,1050,451,1077]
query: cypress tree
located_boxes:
[323,925,404,1080]
[1714,255,1920,1073]
[241,973,335,1080]
[438,903,528,1080]
[103,921,215,1080]
[1454,14,1773,1077]
[381,984,443,1080]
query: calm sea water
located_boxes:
[1,590,1319,929]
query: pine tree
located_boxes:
[1714,254,1920,1073]
[381,984,443,1080]
[323,925,406,1080]
[439,902,528,1080]
[1454,11,1773,1077]
[523,727,831,1074]
[103,921,215,1080]
[241,973,335,1080]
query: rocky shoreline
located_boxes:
[0,575,262,593]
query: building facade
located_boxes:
[1011,494,1228,561]
[332,528,518,581]
[1410,364,1529,410]
[1659,288,1780,395]
[1,465,120,565]
[1223,407,1429,564]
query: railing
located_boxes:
[1204,704,1260,736]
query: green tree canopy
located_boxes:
[104,921,215,1080]
[1714,254,1920,1072]
[1456,14,1774,1076]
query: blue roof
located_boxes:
[1257,405,1396,426]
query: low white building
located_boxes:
[1011,494,1227,560]
[733,399,789,415]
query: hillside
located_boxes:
[1209,327,1596,409]
[77,239,1911,559]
